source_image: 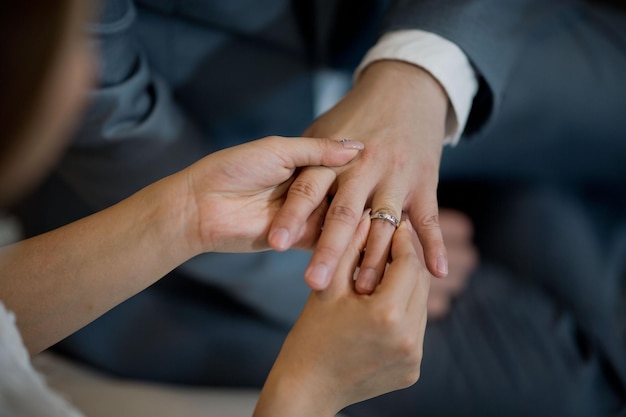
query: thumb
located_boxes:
[272,137,364,169]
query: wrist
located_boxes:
[138,171,206,261]
[254,327,346,417]
[357,60,449,136]
[254,359,340,417]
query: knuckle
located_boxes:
[326,204,360,226]
[398,338,423,386]
[399,365,421,389]
[408,339,424,366]
[264,135,282,147]
[313,243,343,261]
[288,178,321,203]
[395,333,415,357]
[385,333,423,389]
[372,303,403,329]
[419,213,440,229]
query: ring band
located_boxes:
[370,211,400,228]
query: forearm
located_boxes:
[0,171,199,354]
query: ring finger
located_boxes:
[354,195,404,294]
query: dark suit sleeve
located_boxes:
[57,0,208,209]
[380,0,584,135]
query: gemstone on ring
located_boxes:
[370,211,400,228]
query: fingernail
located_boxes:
[307,264,330,289]
[339,138,364,150]
[270,228,290,251]
[357,268,377,293]
[437,255,448,276]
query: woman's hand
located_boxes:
[2,135,360,354]
[254,214,431,417]
[180,136,363,254]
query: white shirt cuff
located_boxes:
[355,30,478,145]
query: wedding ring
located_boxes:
[370,211,400,228]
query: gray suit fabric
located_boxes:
[14,0,626,415]
[434,1,626,184]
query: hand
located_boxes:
[0,136,361,354]
[182,136,363,253]
[268,61,450,292]
[426,209,478,319]
[254,215,430,417]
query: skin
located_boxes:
[0,3,471,413]
[0,136,363,354]
[254,219,430,417]
[1,132,432,416]
[269,60,450,293]
[0,9,432,411]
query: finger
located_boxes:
[289,195,330,251]
[355,197,403,295]
[324,210,372,297]
[269,167,336,251]
[304,177,371,290]
[404,223,432,317]
[375,221,425,308]
[409,194,448,279]
[269,136,364,170]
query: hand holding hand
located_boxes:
[268,61,450,292]
[254,214,430,417]
[180,136,363,254]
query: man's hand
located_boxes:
[268,60,450,292]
